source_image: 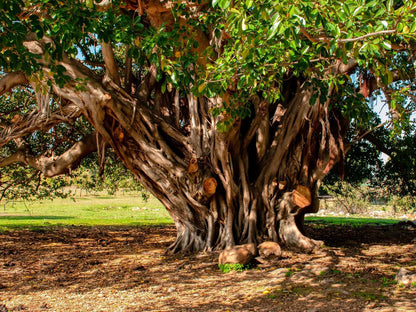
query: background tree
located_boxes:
[325,135,383,186]
[367,125,416,197]
[1,0,415,253]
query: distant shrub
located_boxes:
[322,181,373,214]
[388,195,416,215]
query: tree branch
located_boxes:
[0,133,98,177]
[300,27,396,44]
[300,27,328,44]
[242,100,268,150]
[334,59,358,75]
[124,52,133,92]
[0,102,82,147]
[349,120,391,148]
[338,30,396,43]
[361,130,393,157]
[101,41,121,86]
[0,72,29,96]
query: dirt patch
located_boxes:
[0,223,415,311]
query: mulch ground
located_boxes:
[0,222,415,312]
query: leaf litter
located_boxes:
[0,223,415,311]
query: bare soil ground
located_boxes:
[0,222,415,312]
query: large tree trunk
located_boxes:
[93,76,346,253]
[1,0,414,255]
[0,38,348,255]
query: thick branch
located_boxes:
[242,99,267,150]
[101,42,121,86]
[0,72,29,96]
[0,102,82,147]
[361,131,394,158]
[124,52,133,92]
[0,133,97,177]
[334,59,358,75]
[188,94,202,155]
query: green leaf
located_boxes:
[381,41,391,50]
[198,83,206,93]
[353,6,363,17]
[267,13,281,39]
[342,3,351,16]
[411,22,416,34]
[170,72,178,84]
[86,0,94,9]
[218,0,231,10]
[301,45,310,55]
[386,0,393,12]
[374,8,386,18]
[288,5,296,17]
[387,70,393,85]
[397,23,404,32]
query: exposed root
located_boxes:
[279,217,323,252]
[166,225,206,254]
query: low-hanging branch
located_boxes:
[0,102,82,148]
[0,133,98,177]
[0,72,29,96]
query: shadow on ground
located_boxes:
[0,223,415,311]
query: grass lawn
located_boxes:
[0,193,173,230]
[0,193,403,230]
[305,215,400,227]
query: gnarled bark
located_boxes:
[0,54,347,253]
[0,134,97,177]
[0,2,355,254]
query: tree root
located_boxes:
[278,217,323,253]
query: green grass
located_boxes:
[0,194,402,231]
[0,193,172,230]
[305,216,399,227]
[218,263,251,273]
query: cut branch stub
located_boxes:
[187,157,198,174]
[11,114,22,123]
[114,125,124,142]
[292,185,312,208]
[278,181,287,191]
[203,177,217,198]
[272,179,287,191]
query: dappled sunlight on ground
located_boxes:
[0,224,415,311]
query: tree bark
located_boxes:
[0,134,97,177]
[1,62,345,253]
[0,23,348,255]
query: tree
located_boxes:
[324,136,383,186]
[1,0,415,253]
[373,130,416,197]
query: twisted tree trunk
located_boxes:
[89,74,345,253]
[1,0,414,255]
[0,31,348,255]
